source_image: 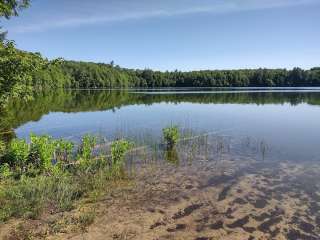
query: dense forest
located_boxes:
[1,0,320,108]
[41,61,320,89]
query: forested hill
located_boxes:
[35,60,320,89]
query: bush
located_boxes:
[78,135,96,169]
[0,163,12,179]
[29,134,56,172]
[111,140,132,167]
[163,126,180,149]
[55,139,74,166]
[1,135,76,178]
[0,140,5,157]
[6,138,29,175]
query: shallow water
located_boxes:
[2,88,320,239]
[69,135,320,239]
[2,88,320,162]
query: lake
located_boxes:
[2,88,320,238]
[3,88,320,162]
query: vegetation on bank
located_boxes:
[0,133,133,222]
[0,125,183,223]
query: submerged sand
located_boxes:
[1,136,320,240]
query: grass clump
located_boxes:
[0,173,81,221]
[163,125,180,149]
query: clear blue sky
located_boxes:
[2,0,320,71]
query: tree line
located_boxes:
[43,61,320,89]
[1,0,320,107]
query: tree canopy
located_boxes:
[0,0,30,40]
[0,0,319,109]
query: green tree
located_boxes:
[0,41,47,107]
[0,0,30,40]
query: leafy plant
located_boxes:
[111,139,132,166]
[0,140,5,158]
[55,139,74,164]
[78,135,96,170]
[29,134,57,173]
[163,126,180,149]
[6,138,29,174]
[0,163,12,179]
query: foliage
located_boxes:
[0,133,133,222]
[0,135,75,177]
[0,0,30,40]
[29,134,60,174]
[77,134,96,170]
[29,60,320,91]
[6,138,29,175]
[163,126,180,149]
[0,0,30,19]
[55,139,74,164]
[110,139,132,167]
[0,140,5,157]
[0,163,12,179]
[1,49,320,109]
[0,41,47,107]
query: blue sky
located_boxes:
[2,0,320,71]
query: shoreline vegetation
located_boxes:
[0,126,179,223]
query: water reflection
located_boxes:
[1,89,320,162]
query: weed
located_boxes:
[163,126,179,149]
[76,209,96,232]
[0,163,12,179]
[6,138,29,176]
[78,134,96,170]
[0,140,5,157]
[111,139,133,166]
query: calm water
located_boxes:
[2,88,320,161]
[2,88,320,238]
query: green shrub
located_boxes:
[55,139,74,164]
[163,126,180,149]
[111,139,132,167]
[29,134,56,171]
[0,163,13,179]
[0,140,5,157]
[6,138,29,175]
[78,135,96,170]
[4,135,75,177]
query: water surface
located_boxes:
[3,88,320,162]
[2,88,320,239]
